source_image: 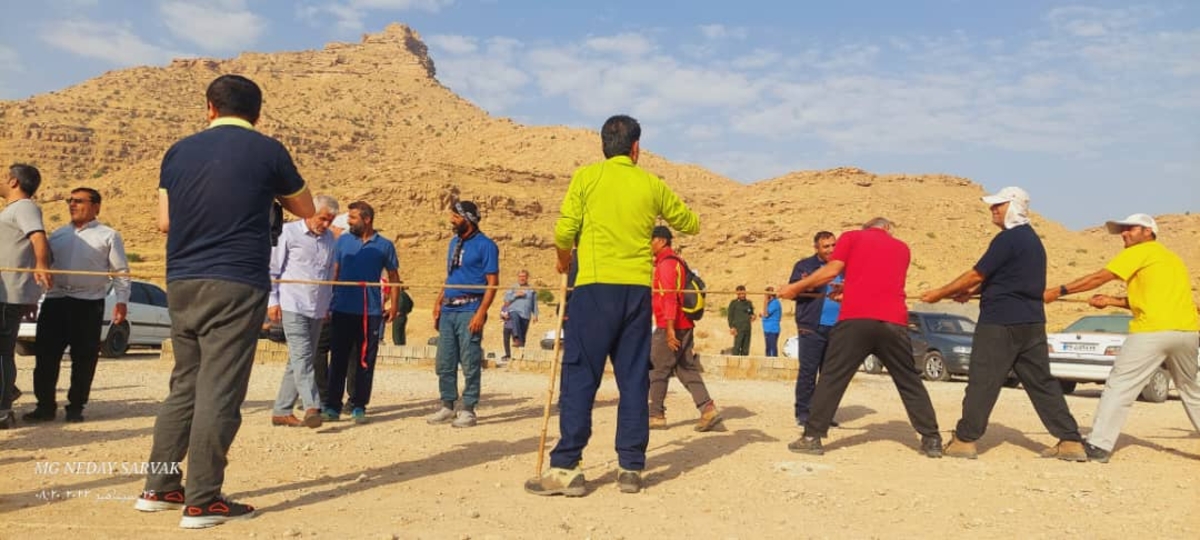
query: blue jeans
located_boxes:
[550,284,651,471]
[436,310,483,409]
[795,325,832,422]
[273,311,323,415]
[764,332,780,357]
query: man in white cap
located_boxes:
[921,187,1085,460]
[1044,213,1200,462]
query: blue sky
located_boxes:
[1,0,1197,229]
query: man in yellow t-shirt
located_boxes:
[1044,213,1200,463]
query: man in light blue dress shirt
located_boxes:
[269,195,338,428]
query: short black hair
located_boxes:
[349,200,375,222]
[813,231,834,244]
[72,187,102,204]
[9,163,42,196]
[601,115,641,159]
[206,75,263,124]
[735,285,746,291]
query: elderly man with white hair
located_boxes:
[921,187,1085,461]
[268,194,339,428]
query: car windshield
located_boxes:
[1062,316,1131,334]
[926,316,975,335]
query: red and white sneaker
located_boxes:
[179,496,256,529]
[133,488,185,512]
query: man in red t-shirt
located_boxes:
[777,217,942,457]
[648,226,721,432]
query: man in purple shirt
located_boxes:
[269,195,338,429]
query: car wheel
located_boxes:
[922,351,951,382]
[1058,380,1077,395]
[14,341,36,357]
[862,355,884,374]
[1138,368,1170,403]
[100,322,130,358]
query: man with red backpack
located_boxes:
[648,226,721,432]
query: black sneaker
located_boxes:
[64,408,84,423]
[135,488,186,512]
[920,435,944,458]
[22,408,56,423]
[179,496,256,529]
[11,386,21,401]
[0,410,15,430]
[616,468,642,494]
[787,435,824,455]
[1083,441,1111,463]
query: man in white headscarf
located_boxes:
[919,187,1086,461]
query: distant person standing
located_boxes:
[1044,213,1200,463]
[921,187,1085,461]
[761,287,782,357]
[136,75,315,528]
[324,201,399,424]
[425,201,499,429]
[0,164,52,430]
[390,285,414,346]
[648,226,721,432]
[25,187,130,424]
[726,285,755,356]
[525,114,699,497]
[503,269,539,349]
[778,218,942,458]
[788,231,843,426]
[267,195,338,429]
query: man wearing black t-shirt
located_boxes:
[134,75,315,528]
[920,187,1084,461]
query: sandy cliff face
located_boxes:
[2,23,1194,341]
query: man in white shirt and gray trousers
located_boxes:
[24,187,129,423]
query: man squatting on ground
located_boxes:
[526,114,699,496]
[426,201,499,429]
[920,187,1086,461]
[778,217,944,458]
[648,225,722,432]
[135,74,315,528]
[1044,212,1200,463]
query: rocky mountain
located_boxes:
[2,23,1195,338]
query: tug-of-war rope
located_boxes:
[0,265,1097,475]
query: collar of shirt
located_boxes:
[208,117,254,130]
[607,155,635,167]
[72,219,99,233]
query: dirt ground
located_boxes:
[1,349,1197,540]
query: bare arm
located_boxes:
[385,268,401,322]
[1044,269,1120,303]
[778,260,845,300]
[157,190,170,233]
[278,187,315,219]
[469,273,500,333]
[29,231,53,289]
[921,269,984,304]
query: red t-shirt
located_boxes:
[830,228,909,326]
[652,247,695,330]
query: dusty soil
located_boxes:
[1,349,1197,540]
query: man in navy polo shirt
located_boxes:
[788,231,843,427]
[426,200,499,429]
[921,187,1085,461]
[136,75,314,528]
[324,201,399,424]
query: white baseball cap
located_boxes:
[981,186,1030,206]
[331,213,349,230]
[1105,213,1158,236]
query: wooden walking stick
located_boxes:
[535,273,571,477]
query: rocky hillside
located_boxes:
[2,23,1195,338]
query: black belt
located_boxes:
[443,295,482,307]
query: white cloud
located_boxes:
[160,0,267,53]
[584,33,654,56]
[40,20,188,66]
[303,0,454,33]
[427,34,478,55]
[698,24,747,40]
[433,37,529,111]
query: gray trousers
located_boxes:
[1088,331,1200,451]
[649,327,712,416]
[273,311,323,415]
[144,279,267,506]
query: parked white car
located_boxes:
[1047,314,1195,403]
[16,280,171,358]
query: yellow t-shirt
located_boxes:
[1105,241,1200,333]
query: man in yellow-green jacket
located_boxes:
[525,114,699,497]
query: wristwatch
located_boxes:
[1059,285,1069,296]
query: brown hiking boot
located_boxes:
[524,467,586,497]
[271,414,302,427]
[695,401,723,432]
[943,433,977,459]
[302,408,323,429]
[649,415,667,430]
[616,468,642,494]
[1040,440,1087,462]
